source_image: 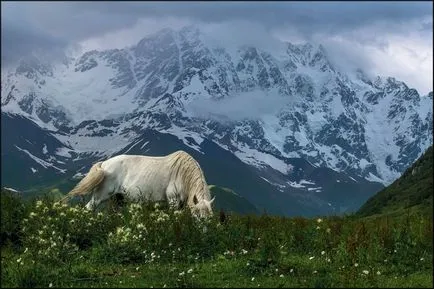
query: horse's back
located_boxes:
[101,154,172,199]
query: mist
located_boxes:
[187,90,297,122]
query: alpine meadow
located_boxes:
[1,1,433,288]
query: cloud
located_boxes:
[1,3,68,65]
[79,17,194,51]
[187,90,296,122]
[1,2,432,94]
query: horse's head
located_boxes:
[192,195,215,218]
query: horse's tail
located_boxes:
[61,162,105,204]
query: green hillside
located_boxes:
[209,185,260,215]
[357,145,433,217]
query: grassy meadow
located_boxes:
[1,190,433,288]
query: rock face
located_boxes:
[1,26,432,215]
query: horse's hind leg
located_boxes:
[85,181,113,210]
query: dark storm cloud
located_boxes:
[1,1,432,94]
[1,21,68,65]
[66,1,431,34]
[2,1,431,48]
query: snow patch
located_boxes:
[359,158,371,170]
[234,144,293,175]
[287,181,306,188]
[366,172,384,183]
[161,125,204,153]
[14,145,66,173]
[260,177,286,191]
[72,172,85,180]
[3,187,20,192]
[299,179,316,185]
[140,141,150,150]
[42,144,48,154]
[55,147,73,158]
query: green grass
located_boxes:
[1,190,433,288]
[358,145,433,217]
[209,185,260,215]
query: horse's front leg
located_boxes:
[165,182,182,210]
[167,195,181,210]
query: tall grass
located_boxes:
[1,190,432,288]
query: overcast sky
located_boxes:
[1,1,432,95]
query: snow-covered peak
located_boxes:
[2,26,432,188]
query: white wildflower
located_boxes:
[251,277,255,281]
[187,269,193,274]
[290,269,294,273]
[16,258,22,263]
[179,271,185,276]
[313,270,318,274]
[363,270,369,275]
[241,249,248,255]
[354,263,359,267]
[376,271,381,275]
[321,250,325,255]
[317,218,323,223]
[49,283,53,288]
[420,257,424,261]
[326,228,331,233]
[279,274,284,278]
[24,248,28,253]
[309,256,315,260]
[316,226,321,230]
[136,267,140,271]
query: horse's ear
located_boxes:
[193,195,198,205]
[210,197,215,204]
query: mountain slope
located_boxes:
[209,185,260,215]
[357,145,433,217]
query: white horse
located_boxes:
[61,150,214,218]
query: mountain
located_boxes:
[1,26,432,216]
[357,145,433,217]
[209,185,260,215]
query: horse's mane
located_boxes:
[168,151,210,206]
